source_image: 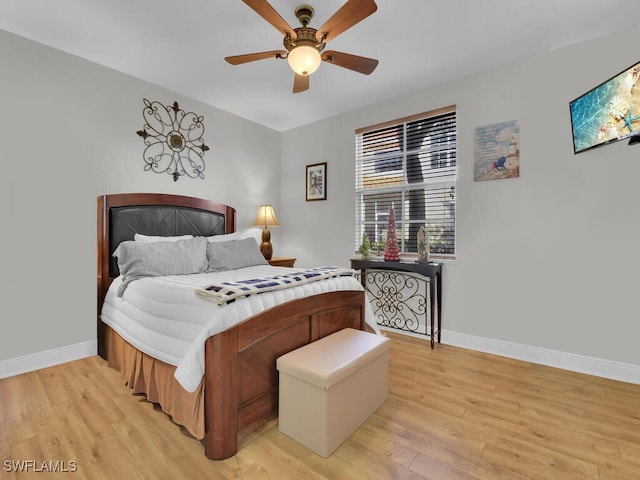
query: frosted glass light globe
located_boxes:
[287,45,321,76]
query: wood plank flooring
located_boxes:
[1,332,639,479]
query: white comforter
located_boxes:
[101,265,379,392]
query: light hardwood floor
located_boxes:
[1,332,639,479]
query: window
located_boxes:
[355,105,456,258]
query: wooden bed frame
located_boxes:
[96,193,367,460]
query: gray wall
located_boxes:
[280,22,640,367]
[3,21,639,373]
[1,30,281,361]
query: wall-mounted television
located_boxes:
[569,60,640,154]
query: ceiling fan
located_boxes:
[225,0,379,93]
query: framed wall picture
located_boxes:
[306,162,327,201]
[473,120,520,181]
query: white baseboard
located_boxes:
[3,331,639,386]
[382,327,640,385]
[0,340,97,379]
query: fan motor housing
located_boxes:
[284,27,325,53]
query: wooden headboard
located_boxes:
[96,193,236,357]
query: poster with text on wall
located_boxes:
[474,120,520,181]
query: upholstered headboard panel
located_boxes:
[98,193,236,279]
[108,205,226,278]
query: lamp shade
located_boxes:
[252,205,280,227]
[287,45,321,76]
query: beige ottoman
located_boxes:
[276,328,390,457]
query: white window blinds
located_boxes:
[355,106,457,258]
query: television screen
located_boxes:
[569,61,640,154]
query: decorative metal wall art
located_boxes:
[136,98,209,181]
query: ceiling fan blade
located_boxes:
[316,0,377,43]
[293,74,309,93]
[321,50,378,75]
[242,0,296,38]
[225,50,287,65]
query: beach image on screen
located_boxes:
[570,61,640,153]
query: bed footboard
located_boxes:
[203,290,366,460]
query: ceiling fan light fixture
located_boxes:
[287,44,321,76]
[227,0,379,92]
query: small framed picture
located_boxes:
[306,162,327,201]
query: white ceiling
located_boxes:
[2,0,640,132]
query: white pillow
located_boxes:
[206,232,242,243]
[206,228,262,243]
[134,233,194,243]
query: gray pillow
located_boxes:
[113,236,208,296]
[206,238,268,272]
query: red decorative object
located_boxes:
[384,204,401,261]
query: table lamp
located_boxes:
[252,205,279,260]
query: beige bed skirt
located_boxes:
[104,325,205,439]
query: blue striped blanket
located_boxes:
[195,266,357,306]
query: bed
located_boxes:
[96,193,374,460]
